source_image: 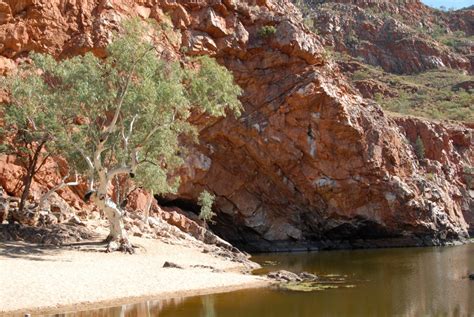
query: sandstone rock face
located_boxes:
[301,0,473,74]
[167,1,472,250]
[354,79,396,99]
[394,117,474,235]
[0,0,472,251]
[0,154,89,213]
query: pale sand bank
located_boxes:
[0,237,268,315]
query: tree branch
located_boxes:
[37,173,79,211]
[106,166,132,182]
[73,144,95,191]
[94,139,107,186]
[92,46,155,196]
[106,147,140,183]
[26,116,38,131]
[122,115,138,165]
[137,110,176,149]
[144,189,153,225]
[104,47,154,136]
[33,152,51,175]
[95,139,107,162]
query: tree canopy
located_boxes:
[1,19,242,250]
[3,19,242,194]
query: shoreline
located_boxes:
[3,231,469,316]
[0,237,269,316]
[3,280,269,316]
[233,236,472,253]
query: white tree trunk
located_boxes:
[94,174,133,252]
[96,198,126,240]
[144,189,153,225]
[91,142,135,253]
[88,115,139,253]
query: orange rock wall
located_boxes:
[304,0,473,74]
[0,0,472,251]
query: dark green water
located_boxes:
[47,244,474,317]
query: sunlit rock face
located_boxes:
[298,0,473,74]
[0,0,472,251]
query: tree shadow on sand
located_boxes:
[0,239,114,261]
[0,223,107,261]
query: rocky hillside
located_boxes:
[295,0,474,121]
[0,0,472,252]
[297,0,473,74]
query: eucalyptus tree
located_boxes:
[1,20,242,252]
[1,82,68,221]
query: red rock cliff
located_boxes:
[300,0,473,74]
[0,0,472,251]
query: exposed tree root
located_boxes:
[106,238,135,254]
[102,234,114,244]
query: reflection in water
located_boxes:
[46,298,187,317]
[44,244,474,317]
[201,296,216,317]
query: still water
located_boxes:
[47,244,473,317]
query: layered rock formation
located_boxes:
[298,0,473,74]
[162,0,473,250]
[0,0,472,251]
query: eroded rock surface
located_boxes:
[168,1,473,250]
[0,0,472,251]
[298,0,473,74]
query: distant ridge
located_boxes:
[293,0,473,121]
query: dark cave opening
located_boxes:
[155,196,201,215]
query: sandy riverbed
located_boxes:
[0,236,268,315]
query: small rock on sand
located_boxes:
[163,261,184,269]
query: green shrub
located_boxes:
[304,17,314,29]
[198,190,216,224]
[352,70,371,81]
[346,30,359,46]
[360,67,473,122]
[258,25,277,38]
[463,166,474,189]
[414,136,425,160]
[426,172,436,181]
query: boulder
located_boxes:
[163,261,184,269]
[268,270,303,282]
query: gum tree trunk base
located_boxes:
[106,238,135,254]
[104,200,135,254]
[92,193,135,254]
[103,234,114,243]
